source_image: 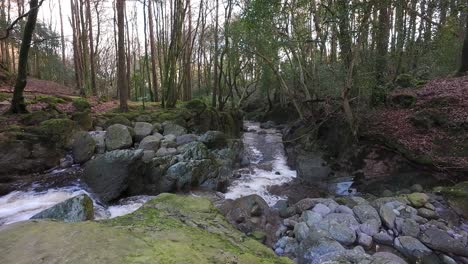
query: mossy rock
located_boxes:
[410,109,448,129]
[0,92,11,102]
[71,111,93,131]
[104,115,132,128]
[72,98,91,112]
[20,111,56,126]
[35,118,79,148]
[0,194,292,264]
[390,93,417,108]
[395,74,416,88]
[183,99,207,115]
[438,182,468,218]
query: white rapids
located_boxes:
[0,185,152,226]
[225,121,297,206]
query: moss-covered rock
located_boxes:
[35,118,79,148]
[184,99,208,115]
[71,111,93,131]
[104,115,132,128]
[72,98,91,112]
[0,194,292,264]
[437,182,468,218]
[390,94,417,108]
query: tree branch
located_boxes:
[0,0,46,40]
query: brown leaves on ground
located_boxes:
[367,76,468,170]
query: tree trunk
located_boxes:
[117,0,128,112]
[212,0,219,108]
[458,13,468,75]
[86,0,97,95]
[59,0,66,84]
[10,0,40,114]
[148,0,159,102]
[376,0,390,85]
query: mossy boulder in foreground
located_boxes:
[0,194,292,264]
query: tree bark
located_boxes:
[148,0,159,102]
[458,13,468,75]
[117,0,128,112]
[10,0,41,114]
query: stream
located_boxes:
[0,121,299,225]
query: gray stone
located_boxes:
[151,132,164,141]
[163,123,187,137]
[152,123,162,133]
[31,194,93,222]
[411,184,424,193]
[176,134,198,146]
[135,115,152,123]
[83,150,143,202]
[419,226,468,257]
[299,234,345,264]
[310,247,372,264]
[161,134,178,148]
[294,222,310,242]
[357,232,373,248]
[71,131,96,164]
[178,142,210,160]
[105,124,133,151]
[373,231,394,246]
[418,208,438,219]
[395,218,420,237]
[312,204,331,217]
[142,150,155,163]
[373,252,408,264]
[302,211,322,227]
[319,220,356,245]
[134,122,154,141]
[138,135,162,151]
[89,131,106,154]
[199,131,228,149]
[335,205,354,215]
[359,219,380,236]
[156,147,178,157]
[440,254,458,264]
[354,204,382,226]
[394,236,432,260]
[380,203,397,229]
[294,198,339,214]
[323,213,360,231]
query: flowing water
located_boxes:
[225,121,297,206]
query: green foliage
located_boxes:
[73,98,91,112]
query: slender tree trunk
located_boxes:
[148,0,159,102]
[458,13,468,75]
[212,0,219,107]
[376,0,390,85]
[117,0,128,112]
[59,0,66,84]
[86,0,97,95]
[10,0,40,114]
[183,0,192,101]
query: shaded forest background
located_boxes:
[0,0,467,120]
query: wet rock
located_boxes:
[335,205,354,215]
[199,131,227,149]
[71,132,96,164]
[380,203,397,229]
[177,142,210,161]
[60,155,74,168]
[419,226,468,257]
[31,194,94,222]
[176,134,198,146]
[138,135,162,151]
[318,220,357,245]
[407,193,430,208]
[83,149,144,202]
[134,122,154,142]
[298,232,345,264]
[105,124,133,151]
[394,236,432,260]
[260,121,276,129]
[142,150,155,163]
[354,204,382,226]
[162,123,187,137]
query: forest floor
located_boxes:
[366,75,468,172]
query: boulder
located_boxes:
[176,134,198,146]
[138,135,161,151]
[155,147,177,157]
[71,111,93,131]
[310,247,373,264]
[31,194,94,222]
[357,232,373,248]
[294,222,310,242]
[134,122,154,141]
[373,231,394,246]
[379,203,397,229]
[71,132,96,164]
[312,204,331,217]
[395,218,420,237]
[105,124,133,151]
[417,208,438,219]
[394,236,433,260]
[296,152,331,184]
[163,123,187,137]
[0,194,292,264]
[82,150,143,202]
[302,211,322,228]
[177,141,210,160]
[318,219,357,245]
[135,115,152,123]
[373,252,408,264]
[354,204,382,226]
[359,219,380,237]
[199,131,227,149]
[407,193,430,208]
[419,226,468,257]
[298,231,345,264]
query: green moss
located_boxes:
[35,118,78,148]
[0,92,11,102]
[0,194,293,264]
[395,74,416,88]
[410,109,448,129]
[104,115,132,128]
[20,110,55,126]
[72,111,93,131]
[183,99,207,114]
[72,98,91,112]
[438,182,468,218]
